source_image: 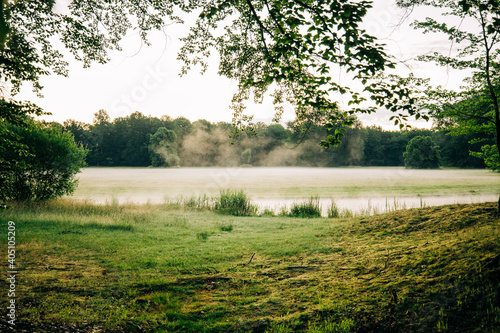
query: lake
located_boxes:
[72,167,499,215]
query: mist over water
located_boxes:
[253,195,498,216]
[73,167,500,215]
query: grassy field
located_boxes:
[1,198,499,332]
[73,167,500,202]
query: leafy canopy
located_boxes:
[397,0,500,170]
[1,0,424,149]
[178,0,409,146]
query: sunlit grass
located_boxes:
[0,200,499,332]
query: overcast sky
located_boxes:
[16,2,470,129]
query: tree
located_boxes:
[2,1,420,151]
[86,110,115,166]
[0,1,184,172]
[149,127,179,167]
[396,0,500,168]
[403,136,441,169]
[179,0,412,146]
[0,121,87,202]
[396,0,500,210]
[264,124,289,141]
[114,112,165,166]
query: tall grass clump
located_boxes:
[289,196,321,218]
[183,194,212,210]
[328,200,340,218]
[213,190,256,216]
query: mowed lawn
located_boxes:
[1,199,499,332]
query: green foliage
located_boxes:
[218,224,234,232]
[404,136,441,169]
[289,196,322,218]
[471,145,500,171]
[64,112,487,168]
[265,124,289,141]
[0,121,87,202]
[397,0,500,173]
[196,231,210,241]
[0,1,183,96]
[178,0,412,146]
[2,0,418,155]
[214,190,256,216]
[149,127,179,167]
[0,100,45,175]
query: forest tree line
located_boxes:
[60,110,490,169]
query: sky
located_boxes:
[16,2,471,130]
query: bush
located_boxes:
[403,136,441,169]
[0,121,87,202]
[289,196,322,218]
[214,190,256,216]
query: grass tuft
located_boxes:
[196,231,210,241]
[213,189,256,216]
[289,196,322,218]
[328,200,340,218]
[218,223,234,232]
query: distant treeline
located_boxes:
[61,110,489,168]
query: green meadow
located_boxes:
[1,194,499,332]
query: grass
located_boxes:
[289,196,322,218]
[0,199,499,332]
[213,189,257,216]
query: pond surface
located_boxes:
[253,194,498,216]
[73,167,499,215]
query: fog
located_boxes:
[177,127,312,167]
[73,167,499,215]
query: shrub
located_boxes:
[289,196,322,218]
[214,190,256,216]
[0,121,87,202]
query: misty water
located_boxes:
[74,167,500,216]
[252,195,498,216]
